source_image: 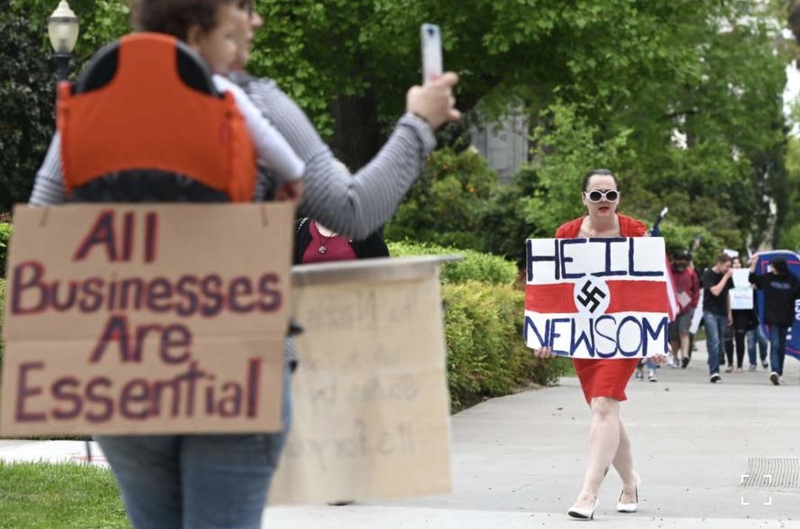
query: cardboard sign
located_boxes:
[1,204,294,436]
[524,237,670,359]
[730,269,754,310]
[268,257,452,504]
[754,250,800,361]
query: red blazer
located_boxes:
[555,214,648,239]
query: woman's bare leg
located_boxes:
[571,396,621,509]
[613,419,638,503]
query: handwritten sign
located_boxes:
[1,204,294,436]
[268,257,452,504]
[524,237,670,359]
[730,269,754,310]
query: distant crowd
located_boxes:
[637,251,800,385]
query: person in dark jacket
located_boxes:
[749,256,800,385]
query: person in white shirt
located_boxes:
[185,0,305,184]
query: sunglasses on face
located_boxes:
[584,189,620,203]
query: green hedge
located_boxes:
[442,281,570,410]
[388,240,517,285]
[0,222,12,277]
[388,239,570,410]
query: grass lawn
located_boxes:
[0,462,130,529]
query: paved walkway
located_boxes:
[265,343,800,528]
[2,342,800,528]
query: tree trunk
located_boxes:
[328,87,382,171]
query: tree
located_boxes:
[778,136,800,249]
[2,0,792,255]
[0,0,57,210]
[248,0,757,167]
[0,1,131,210]
[248,1,790,253]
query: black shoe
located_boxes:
[681,356,690,369]
[769,372,780,386]
[710,373,722,383]
[762,361,769,369]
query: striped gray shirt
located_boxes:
[30,76,437,240]
[28,75,438,365]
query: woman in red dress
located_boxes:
[534,169,651,520]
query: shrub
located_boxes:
[442,281,570,411]
[479,183,536,268]
[388,240,517,285]
[389,241,571,409]
[0,6,56,210]
[0,222,12,277]
[383,147,499,252]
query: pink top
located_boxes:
[301,221,358,264]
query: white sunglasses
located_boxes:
[584,189,620,203]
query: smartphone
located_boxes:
[421,23,443,84]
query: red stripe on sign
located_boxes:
[525,283,575,313]
[606,280,669,313]
[525,280,669,314]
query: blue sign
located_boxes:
[754,250,800,361]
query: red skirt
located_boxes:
[573,358,639,404]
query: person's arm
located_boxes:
[690,273,700,308]
[238,77,438,240]
[29,133,68,205]
[213,75,305,183]
[709,270,732,297]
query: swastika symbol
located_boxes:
[576,280,607,313]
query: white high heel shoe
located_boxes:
[617,472,641,513]
[567,498,599,520]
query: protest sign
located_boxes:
[754,250,800,361]
[730,269,754,310]
[268,256,452,504]
[1,203,293,436]
[524,237,670,359]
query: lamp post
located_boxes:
[48,1,80,82]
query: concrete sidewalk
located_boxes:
[0,438,104,465]
[2,343,799,528]
[264,344,800,528]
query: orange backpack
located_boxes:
[57,33,256,203]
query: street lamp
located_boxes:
[48,1,80,82]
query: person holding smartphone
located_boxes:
[28,2,461,527]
